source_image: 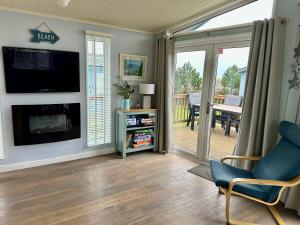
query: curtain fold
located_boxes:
[234,18,300,215]
[234,18,286,169]
[154,37,174,153]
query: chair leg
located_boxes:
[235,124,239,133]
[225,119,230,136]
[225,190,261,225]
[212,116,216,129]
[267,206,286,225]
[187,109,191,127]
[219,187,225,194]
[191,106,195,130]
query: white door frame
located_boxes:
[201,41,251,163]
[174,44,214,161]
[173,33,251,163]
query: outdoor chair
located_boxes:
[186,92,201,130]
[210,121,300,225]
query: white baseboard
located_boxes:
[0,147,116,173]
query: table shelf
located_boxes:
[127,145,154,153]
[126,126,155,131]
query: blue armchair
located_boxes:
[210,121,300,225]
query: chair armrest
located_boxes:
[221,155,261,163]
[225,176,300,205]
[228,176,300,191]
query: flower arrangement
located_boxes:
[113,81,134,99]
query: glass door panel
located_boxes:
[173,50,206,154]
[207,46,250,160]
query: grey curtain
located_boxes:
[154,37,174,153]
[233,18,300,214]
[234,18,286,169]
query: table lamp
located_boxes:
[139,84,155,109]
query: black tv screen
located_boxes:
[2,47,80,93]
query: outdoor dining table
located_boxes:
[189,103,242,136]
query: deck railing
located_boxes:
[173,94,225,123]
[173,94,189,123]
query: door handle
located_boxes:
[206,102,213,114]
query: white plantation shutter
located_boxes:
[86,31,112,146]
[0,112,4,159]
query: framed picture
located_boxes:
[119,54,147,81]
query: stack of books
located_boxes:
[140,118,155,126]
[127,129,154,148]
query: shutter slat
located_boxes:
[86,34,112,146]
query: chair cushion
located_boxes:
[210,160,269,201]
[279,121,300,148]
[252,139,300,202]
[252,121,300,202]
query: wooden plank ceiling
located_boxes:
[0,0,236,33]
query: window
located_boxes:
[86,31,112,146]
[179,0,274,33]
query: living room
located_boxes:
[0,0,300,224]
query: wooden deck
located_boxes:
[173,122,238,160]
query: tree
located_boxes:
[221,65,240,94]
[175,62,202,93]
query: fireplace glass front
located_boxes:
[12,103,80,145]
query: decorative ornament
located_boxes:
[288,64,300,89]
[295,41,300,57]
[289,40,300,89]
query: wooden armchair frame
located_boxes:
[219,156,300,225]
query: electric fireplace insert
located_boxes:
[12,103,80,146]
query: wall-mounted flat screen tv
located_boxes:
[2,47,80,93]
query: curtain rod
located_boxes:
[172,23,253,38]
[155,17,289,39]
[172,17,289,38]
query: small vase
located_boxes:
[122,99,132,110]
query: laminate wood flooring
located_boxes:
[0,152,299,225]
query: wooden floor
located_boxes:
[174,123,238,160]
[0,153,299,225]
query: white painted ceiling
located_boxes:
[0,0,237,33]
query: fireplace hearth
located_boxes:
[12,103,80,146]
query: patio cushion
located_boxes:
[188,92,201,106]
[210,160,269,201]
[224,95,242,107]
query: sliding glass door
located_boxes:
[173,45,212,157]
[205,43,250,161]
[173,39,250,162]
